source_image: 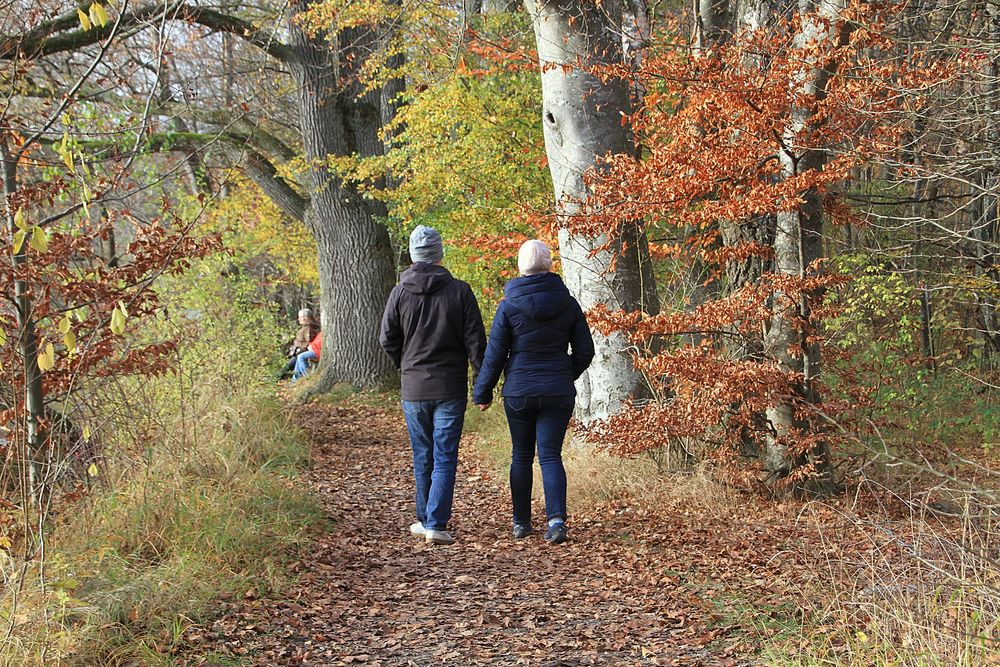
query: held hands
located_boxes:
[476,402,492,412]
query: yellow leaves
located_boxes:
[90,3,109,28]
[87,463,99,477]
[59,315,77,353]
[199,177,318,286]
[12,229,27,254]
[37,342,56,372]
[79,3,108,30]
[294,0,401,36]
[9,208,50,255]
[109,302,127,336]
[28,227,49,253]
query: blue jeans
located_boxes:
[503,395,574,526]
[401,399,466,531]
[292,350,316,379]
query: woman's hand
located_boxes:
[476,402,492,412]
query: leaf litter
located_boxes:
[180,399,880,666]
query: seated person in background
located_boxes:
[279,309,319,379]
[293,331,322,380]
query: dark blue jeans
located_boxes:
[503,395,574,526]
[401,399,466,531]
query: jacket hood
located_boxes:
[400,262,453,295]
[504,272,571,321]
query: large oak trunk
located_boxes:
[289,4,397,391]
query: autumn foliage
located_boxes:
[563,4,960,487]
[1,160,221,497]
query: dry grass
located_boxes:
[0,378,322,667]
[464,403,733,514]
[764,484,1000,666]
[0,265,324,667]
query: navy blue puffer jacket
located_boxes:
[472,272,595,404]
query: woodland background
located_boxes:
[0,0,997,664]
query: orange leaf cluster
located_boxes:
[569,3,958,474]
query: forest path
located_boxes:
[192,400,772,666]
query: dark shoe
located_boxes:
[512,524,532,539]
[544,521,567,544]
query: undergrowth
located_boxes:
[0,257,323,666]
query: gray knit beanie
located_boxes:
[518,239,552,275]
[409,225,444,264]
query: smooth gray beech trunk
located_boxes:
[760,0,844,491]
[693,0,835,489]
[524,0,658,423]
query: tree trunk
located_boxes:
[975,3,1000,369]
[288,3,397,391]
[1,136,46,504]
[761,0,842,493]
[525,0,659,423]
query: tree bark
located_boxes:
[525,0,659,423]
[287,6,397,392]
[974,3,1000,369]
[1,136,46,503]
[761,0,845,493]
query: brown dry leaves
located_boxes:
[180,400,855,666]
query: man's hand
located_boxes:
[476,402,492,412]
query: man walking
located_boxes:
[379,226,486,545]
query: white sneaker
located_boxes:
[409,521,426,536]
[424,529,455,545]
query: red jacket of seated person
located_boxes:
[307,332,322,358]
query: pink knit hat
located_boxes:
[517,240,552,276]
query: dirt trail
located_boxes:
[190,401,767,666]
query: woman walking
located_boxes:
[473,240,594,543]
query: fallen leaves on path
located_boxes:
[182,400,846,666]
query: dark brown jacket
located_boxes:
[290,321,320,355]
[379,263,486,401]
